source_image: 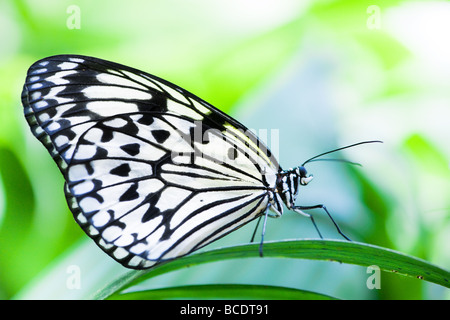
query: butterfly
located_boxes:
[22,55,379,269]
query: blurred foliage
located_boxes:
[0,0,449,300]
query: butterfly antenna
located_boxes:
[301,140,382,166]
[305,158,363,166]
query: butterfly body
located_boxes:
[23,53,374,270]
[23,55,317,268]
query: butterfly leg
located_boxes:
[292,204,351,241]
[254,208,270,257]
[255,203,282,257]
[250,216,262,243]
[259,208,271,257]
[250,201,281,243]
[249,211,269,257]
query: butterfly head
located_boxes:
[296,166,313,186]
[275,166,313,209]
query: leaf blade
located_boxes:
[108,284,338,300]
[95,239,450,299]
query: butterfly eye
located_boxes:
[296,166,312,185]
[296,166,307,178]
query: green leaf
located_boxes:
[109,284,337,300]
[94,240,450,300]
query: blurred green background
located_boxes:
[0,0,449,300]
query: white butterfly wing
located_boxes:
[22,55,279,268]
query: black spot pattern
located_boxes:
[151,129,170,144]
[110,163,131,177]
[120,143,140,156]
[119,183,139,201]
